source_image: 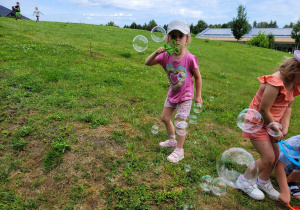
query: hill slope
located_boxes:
[0,18,299,209]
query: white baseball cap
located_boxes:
[167,20,190,35]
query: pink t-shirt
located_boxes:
[156,51,198,103]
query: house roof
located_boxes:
[0,5,13,17]
[0,5,30,20]
[196,27,293,38]
[246,28,292,38]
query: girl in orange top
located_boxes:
[236,51,300,202]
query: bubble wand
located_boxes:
[164,39,181,55]
[288,204,295,210]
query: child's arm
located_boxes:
[280,101,293,138]
[191,68,202,104]
[275,160,291,206]
[145,47,165,66]
[259,83,282,140]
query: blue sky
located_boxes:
[2,0,300,28]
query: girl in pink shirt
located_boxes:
[145,20,202,163]
[236,51,300,203]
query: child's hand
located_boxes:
[155,47,165,55]
[195,97,202,105]
[271,132,283,142]
[278,192,290,206]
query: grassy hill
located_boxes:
[0,17,299,209]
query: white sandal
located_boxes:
[167,149,184,163]
[159,140,177,148]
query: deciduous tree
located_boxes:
[292,21,300,49]
[231,5,249,41]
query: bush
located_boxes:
[267,34,275,49]
[246,31,269,48]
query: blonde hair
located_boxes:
[277,57,300,82]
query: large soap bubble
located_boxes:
[237,108,264,133]
[216,148,259,188]
[151,26,166,42]
[133,35,148,52]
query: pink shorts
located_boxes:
[164,98,192,116]
[242,125,277,143]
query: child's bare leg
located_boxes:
[250,140,278,180]
[161,107,176,137]
[176,134,185,149]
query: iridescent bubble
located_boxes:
[185,164,191,172]
[193,103,202,113]
[151,125,158,134]
[200,175,213,191]
[236,108,264,133]
[216,148,259,188]
[151,26,166,42]
[189,115,197,124]
[133,35,148,52]
[209,96,214,101]
[211,177,227,196]
[175,121,188,136]
[175,112,188,124]
[267,122,282,137]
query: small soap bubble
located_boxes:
[189,115,197,124]
[175,121,188,136]
[267,122,282,137]
[175,112,188,121]
[236,108,264,133]
[209,96,214,101]
[193,103,202,113]
[133,35,148,52]
[200,175,213,191]
[184,164,191,172]
[175,112,188,125]
[151,125,158,134]
[151,26,166,42]
[211,177,227,196]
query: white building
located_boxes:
[196,28,295,52]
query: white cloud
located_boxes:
[172,8,203,19]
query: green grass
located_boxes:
[0,17,299,209]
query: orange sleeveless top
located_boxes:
[242,75,300,141]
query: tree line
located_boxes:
[109,5,300,49]
[121,18,296,35]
